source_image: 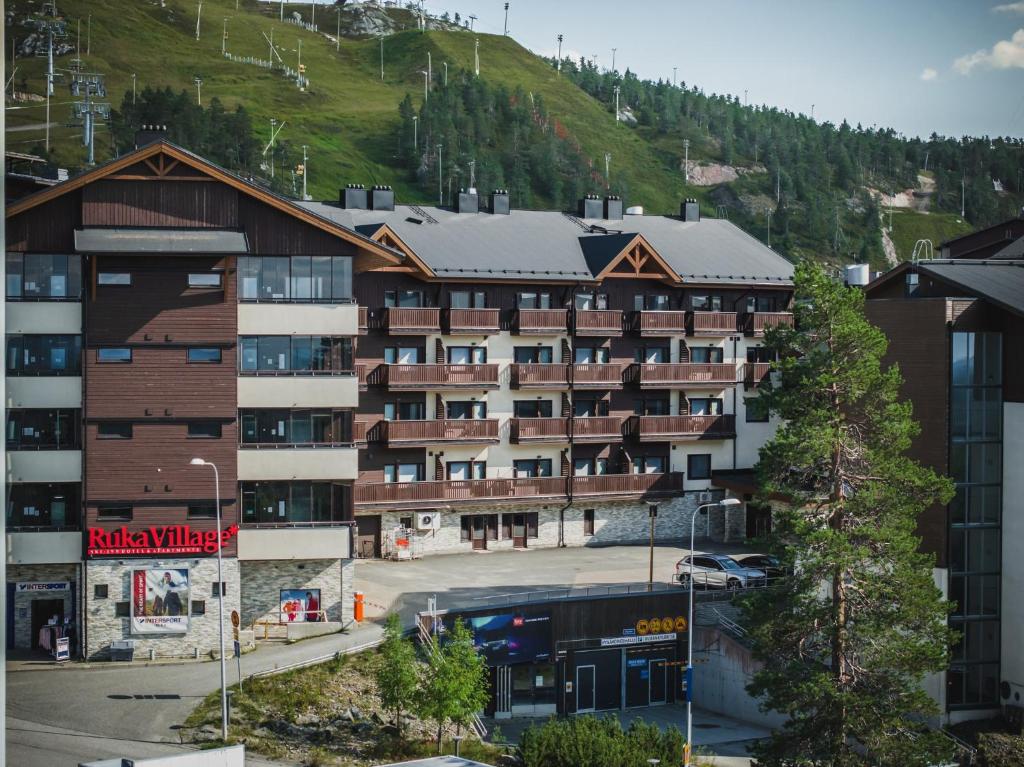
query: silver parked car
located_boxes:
[675,554,767,590]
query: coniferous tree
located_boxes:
[744,262,956,766]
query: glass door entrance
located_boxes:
[576,664,596,713]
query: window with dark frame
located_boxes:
[188,273,223,288]
[6,253,82,300]
[6,408,81,450]
[691,294,723,311]
[400,516,413,530]
[97,348,132,363]
[237,256,352,302]
[187,503,218,519]
[97,422,133,439]
[192,600,206,616]
[94,584,109,599]
[98,272,131,286]
[584,509,595,536]
[212,582,227,597]
[187,422,222,439]
[187,347,222,364]
[745,397,769,423]
[115,601,130,618]
[5,335,82,376]
[96,504,133,521]
[687,453,712,480]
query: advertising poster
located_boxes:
[131,568,190,635]
[280,589,321,623]
[465,612,552,664]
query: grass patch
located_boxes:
[888,208,973,261]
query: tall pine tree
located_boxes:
[745,262,956,766]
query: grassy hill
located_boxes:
[889,209,973,261]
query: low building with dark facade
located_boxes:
[865,254,1024,723]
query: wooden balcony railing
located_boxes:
[632,310,687,335]
[689,311,738,335]
[352,420,369,443]
[515,308,568,334]
[510,417,567,443]
[446,308,501,335]
[743,362,772,387]
[574,309,623,336]
[381,419,499,445]
[572,416,624,441]
[625,414,736,441]
[372,363,500,389]
[571,471,684,498]
[625,363,737,387]
[571,363,624,388]
[358,306,368,334]
[744,312,794,336]
[383,306,442,334]
[356,363,371,389]
[511,363,569,388]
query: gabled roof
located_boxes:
[866,259,1024,318]
[993,235,1024,260]
[6,141,402,267]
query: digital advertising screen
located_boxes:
[465,611,552,665]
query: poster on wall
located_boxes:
[280,589,321,623]
[131,568,190,635]
[464,612,552,664]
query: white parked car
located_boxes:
[675,554,767,590]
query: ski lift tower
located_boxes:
[70,73,110,166]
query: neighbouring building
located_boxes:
[865,250,1024,723]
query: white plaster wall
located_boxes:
[237,447,358,481]
[237,376,358,408]
[6,376,82,408]
[237,303,358,336]
[237,527,351,560]
[6,532,82,565]
[6,302,82,333]
[7,450,82,483]
[1001,402,1024,708]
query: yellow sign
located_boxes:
[675,616,688,631]
[649,617,662,633]
[662,616,673,632]
[636,619,649,636]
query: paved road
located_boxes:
[7,543,751,766]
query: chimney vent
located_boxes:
[456,189,479,214]
[134,124,167,149]
[340,184,369,210]
[578,194,603,219]
[489,189,510,215]
[370,185,395,211]
[603,195,623,220]
[681,198,700,222]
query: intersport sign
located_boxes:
[87,524,239,558]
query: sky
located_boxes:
[418,0,1024,139]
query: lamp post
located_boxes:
[189,457,228,741]
[685,497,741,766]
[647,504,658,589]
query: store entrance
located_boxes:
[511,514,528,548]
[624,649,673,708]
[510,662,556,715]
[471,516,488,550]
[30,599,64,650]
[575,664,596,713]
[356,515,381,558]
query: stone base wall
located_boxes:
[7,563,80,651]
[365,491,734,558]
[239,558,352,629]
[85,558,241,660]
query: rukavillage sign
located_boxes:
[87,524,239,558]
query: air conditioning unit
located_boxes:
[415,512,440,531]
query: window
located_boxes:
[97,422,133,439]
[513,459,552,478]
[188,503,218,519]
[382,402,426,421]
[447,461,486,480]
[115,602,130,618]
[691,294,722,311]
[212,582,227,597]
[634,294,670,311]
[573,458,608,476]
[6,483,79,528]
[447,346,486,364]
[450,290,486,308]
[634,345,669,363]
[584,509,595,536]
[400,516,413,529]
[745,397,769,423]
[97,348,132,363]
[94,584,109,600]
[747,346,774,363]
[514,400,553,418]
[745,295,775,313]
[461,514,499,542]
[383,346,422,364]
[688,398,724,416]
[98,272,131,286]
[96,505,133,521]
[632,456,667,474]
[191,600,206,616]
[6,253,82,299]
[633,397,670,416]
[517,292,551,309]
[447,401,486,419]
[188,422,222,439]
[6,409,80,450]
[187,347,222,363]
[238,336,353,374]
[6,335,82,375]
[574,292,608,310]
[240,409,353,445]
[240,481,352,524]
[690,346,724,363]
[514,346,553,364]
[573,398,609,417]
[688,454,712,480]
[237,256,352,302]
[384,289,424,308]
[574,346,609,364]
[188,273,222,288]
[384,463,425,483]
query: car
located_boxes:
[674,554,767,590]
[731,553,786,581]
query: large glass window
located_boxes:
[634,345,669,363]
[383,402,426,421]
[6,409,80,450]
[632,456,667,474]
[6,253,82,299]
[688,398,724,416]
[447,346,486,364]
[384,463,425,483]
[238,336,353,374]
[6,335,82,376]
[691,294,722,311]
[634,294,670,311]
[240,481,352,524]
[237,256,352,302]
[7,483,80,529]
[514,346,553,364]
[384,290,424,308]
[513,459,552,478]
[239,409,354,445]
[517,292,551,309]
[446,401,486,419]
[514,400,553,418]
[450,290,486,309]
[690,346,724,363]
[574,346,609,364]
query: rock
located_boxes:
[294,712,319,726]
[191,724,220,743]
[349,705,363,721]
[372,710,386,724]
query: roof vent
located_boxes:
[578,194,603,219]
[681,198,700,223]
[370,185,395,212]
[340,183,368,210]
[603,195,623,220]
[456,188,479,214]
[489,189,510,215]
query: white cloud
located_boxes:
[953,28,1024,73]
[920,67,938,81]
[993,2,1024,13]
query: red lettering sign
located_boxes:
[87,524,239,558]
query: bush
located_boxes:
[518,715,684,767]
[978,732,1024,767]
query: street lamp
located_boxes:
[685,497,742,766]
[189,457,228,741]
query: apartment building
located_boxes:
[864,252,1024,722]
[4,141,398,658]
[305,191,794,559]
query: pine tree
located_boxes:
[373,613,418,736]
[745,262,956,766]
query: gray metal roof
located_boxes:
[301,202,793,285]
[992,236,1024,260]
[919,260,1024,317]
[75,228,249,254]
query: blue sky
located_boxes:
[423,0,1024,139]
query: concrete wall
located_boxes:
[237,446,358,481]
[84,558,241,660]
[7,450,82,483]
[236,527,351,561]
[6,301,82,333]
[237,376,358,408]
[7,531,81,565]
[6,563,79,650]
[239,558,353,628]
[6,376,82,408]
[1001,402,1024,707]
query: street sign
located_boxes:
[233,640,241,657]
[230,610,240,628]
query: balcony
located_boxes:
[237,375,359,408]
[7,451,82,483]
[358,306,368,334]
[743,362,772,388]
[511,363,569,389]
[625,363,737,388]
[370,364,500,390]
[382,307,442,334]
[238,303,358,335]
[574,309,623,336]
[571,363,624,389]
[376,419,499,446]
[446,308,501,335]
[625,414,736,442]
[6,377,82,409]
[689,311,738,336]
[237,446,359,481]
[353,420,369,443]
[744,312,794,336]
[509,416,622,444]
[632,311,687,336]
[356,363,371,390]
[571,471,684,499]
[515,309,568,335]
[7,530,82,565]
